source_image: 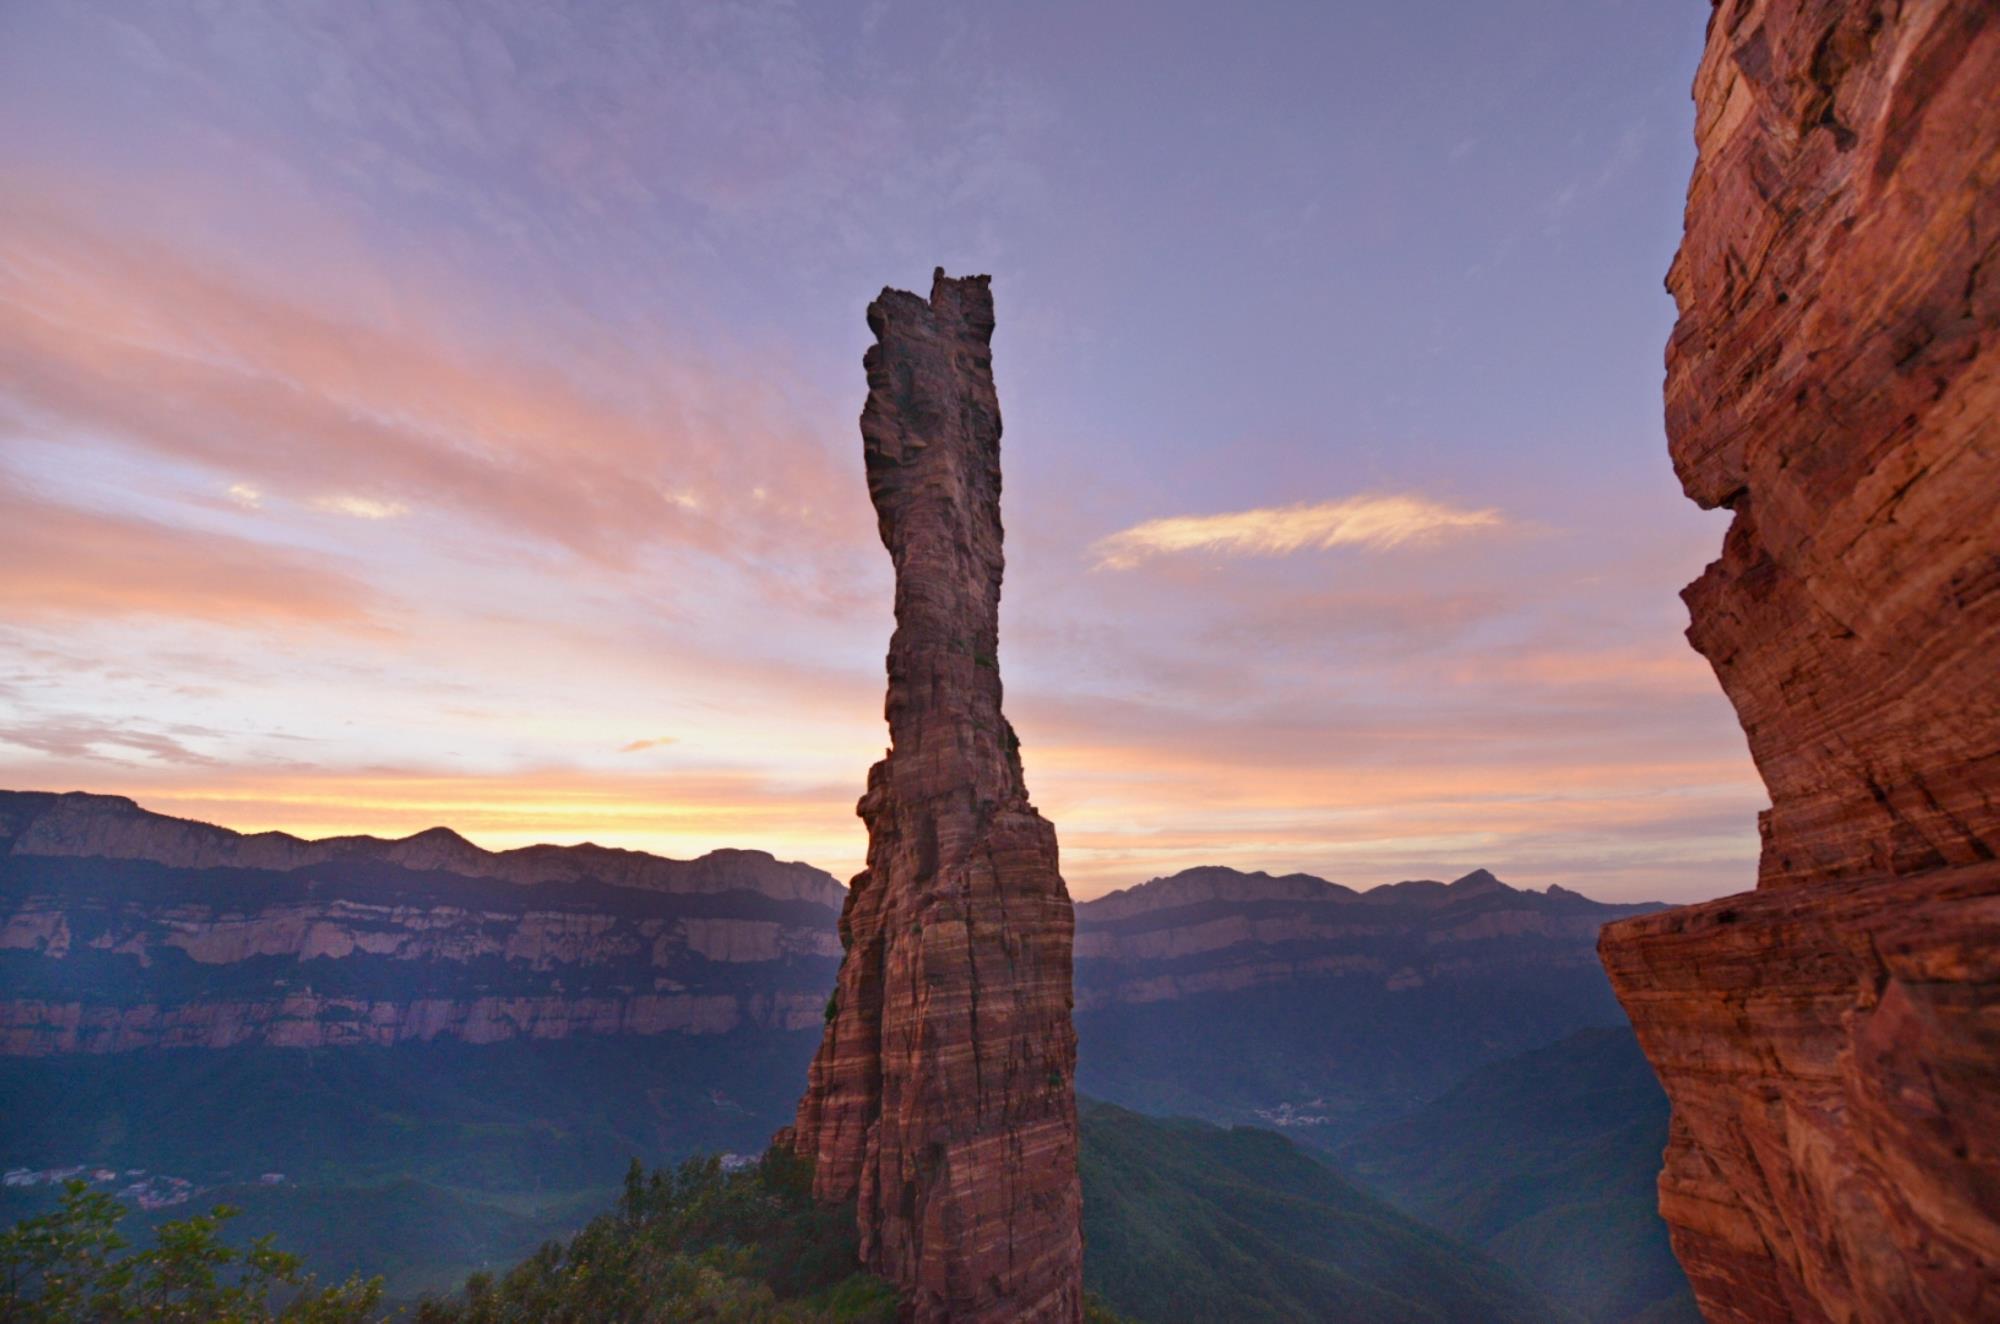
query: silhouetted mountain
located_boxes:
[0,789,841,902]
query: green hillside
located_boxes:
[1080,1101,1574,1324]
[1336,1027,1697,1324]
[0,1034,819,1299]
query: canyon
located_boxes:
[1,788,1677,1316]
[1598,2,2000,1321]
[782,272,1083,1323]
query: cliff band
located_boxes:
[786,271,1084,1322]
[1599,3,2000,1321]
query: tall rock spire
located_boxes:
[788,270,1083,1323]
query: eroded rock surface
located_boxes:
[786,272,1083,1323]
[1600,3,2000,1320]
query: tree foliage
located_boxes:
[411,1148,898,1324]
[0,1180,383,1323]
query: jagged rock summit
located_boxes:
[1599,3,2000,1321]
[784,272,1083,1322]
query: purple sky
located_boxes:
[0,0,1759,901]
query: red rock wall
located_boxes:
[786,272,1083,1323]
[1601,2,2000,1320]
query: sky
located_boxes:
[0,0,1761,903]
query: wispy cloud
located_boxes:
[0,201,857,569]
[1091,493,1506,570]
[0,715,224,767]
[0,487,381,627]
[619,736,677,754]
[313,495,408,520]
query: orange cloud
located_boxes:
[1091,493,1506,570]
[311,495,408,520]
[0,199,863,569]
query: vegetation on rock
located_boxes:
[410,1149,898,1324]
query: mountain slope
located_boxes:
[1336,1027,1696,1324]
[0,1033,820,1299]
[1074,866,1665,1139]
[1080,1101,1576,1324]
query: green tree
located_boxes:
[414,1148,898,1323]
[0,1181,382,1323]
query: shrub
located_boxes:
[0,1180,382,1323]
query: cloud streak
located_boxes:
[1090,493,1506,570]
[0,486,381,627]
[0,200,860,570]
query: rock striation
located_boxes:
[785,272,1083,1323]
[1600,3,2000,1321]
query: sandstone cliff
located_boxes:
[0,790,843,1054]
[786,272,1083,1323]
[1599,3,2000,1320]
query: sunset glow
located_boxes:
[0,1,1750,903]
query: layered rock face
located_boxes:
[1600,3,2000,1321]
[0,790,843,1054]
[787,272,1082,1322]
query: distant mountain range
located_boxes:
[0,790,844,1055]
[0,789,1686,1317]
[1074,862,1668,1140]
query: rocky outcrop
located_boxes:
[785,272,1082,1323]
[1599,3,2000,1321]
[0,791,844,1055]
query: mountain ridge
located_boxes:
[1081,864,1664,923]
[0,789,844,906]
